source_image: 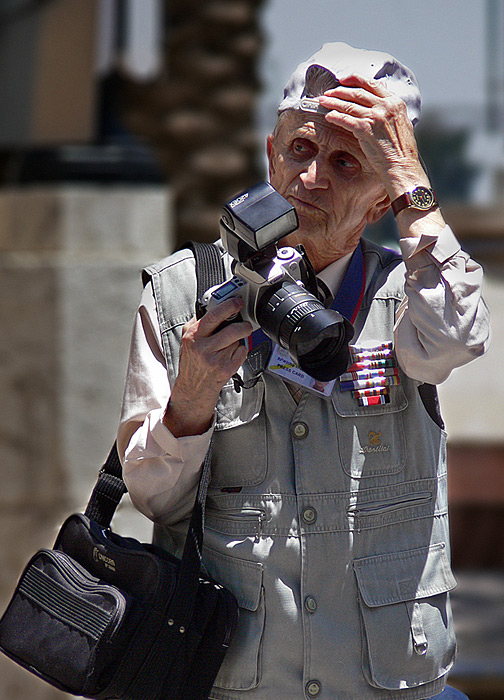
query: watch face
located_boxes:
[410,186,435,209]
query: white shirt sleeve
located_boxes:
[117,281,213,524]
[394,225,490,384]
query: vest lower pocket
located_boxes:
[203,546,265,691]
[353,543,457,690]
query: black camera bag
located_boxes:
[0,242,238,699]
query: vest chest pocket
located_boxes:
[332,384,408,478]
[353,543,457,691]
[211,379,267,488]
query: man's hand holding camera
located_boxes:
[163,297,252,438]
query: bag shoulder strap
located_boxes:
[181,240,226,301]
[84,442,127,527]
[84,242,226,625]
[163,241,227,623]
[85,242,225,529]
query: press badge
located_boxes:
[266,344,337,398]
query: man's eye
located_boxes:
[291,139,314,157]
[333,153,360,175]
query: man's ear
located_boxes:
[366,193,391,225]
[266,133,275,178]
[267,133,274,158]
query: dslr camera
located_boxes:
[200,181,354,381]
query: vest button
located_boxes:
[302,507,317,525]
[306,680,321,697]
[304,596,317,613]
[292,422,308,439]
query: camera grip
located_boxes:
[195,297,244,338]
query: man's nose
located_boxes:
[300,158,329,189]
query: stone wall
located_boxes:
[0,185,171,699]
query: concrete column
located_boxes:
[0,185,171,699]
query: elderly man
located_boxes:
[118,44,489,700]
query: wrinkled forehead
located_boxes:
[274,109,366,158]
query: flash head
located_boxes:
[220,181,298,262]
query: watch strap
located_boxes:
[391,187,438,217]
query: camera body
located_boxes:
[199,181,353,382]
[201,245,306,332]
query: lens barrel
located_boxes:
[256,281,353,381]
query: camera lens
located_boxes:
[256,281,353,381]
[292,312,352,380]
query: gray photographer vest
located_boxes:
[143,239,455,700]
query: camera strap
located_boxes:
[329,241,366,325]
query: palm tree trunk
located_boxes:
[119,0,266,247]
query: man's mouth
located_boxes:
[288,194,324,213]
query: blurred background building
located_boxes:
[0,1,502,699]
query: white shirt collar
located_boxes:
[316,250,354,297]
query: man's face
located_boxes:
[268,111,390,271]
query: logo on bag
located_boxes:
[93,547,116,572]
[359,430,391,454]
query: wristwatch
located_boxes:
[391,186,438,217]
